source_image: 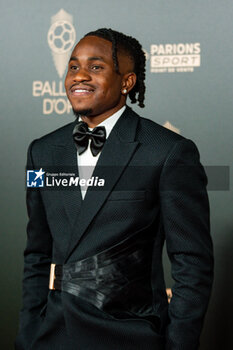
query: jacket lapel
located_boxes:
[51,122,83,230]
[64,106,140,262]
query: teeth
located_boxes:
[74,89,91,92]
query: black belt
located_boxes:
[49,230,155,312]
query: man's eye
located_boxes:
[70,65,78,71]
[91,65,103,71]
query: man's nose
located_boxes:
[73,68,91,82]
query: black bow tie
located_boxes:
[73,121,106,157]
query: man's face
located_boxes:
[65,36,134,120]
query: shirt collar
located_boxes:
[78,105,126,139]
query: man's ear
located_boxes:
[121,72,137,94]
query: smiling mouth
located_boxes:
[70,85,95,96]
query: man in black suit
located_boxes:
[16,28,214,350]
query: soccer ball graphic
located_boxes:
[47,20,76,54]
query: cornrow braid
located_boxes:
[84,28,146,108]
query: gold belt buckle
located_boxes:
[49,263,56,290]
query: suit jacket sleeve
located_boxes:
[159,138,214,350]
[15,140,53,350]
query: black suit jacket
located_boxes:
[16,106,213,350]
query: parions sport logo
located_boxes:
[149,43,201,73]
[32,9,76,115]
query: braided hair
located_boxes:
[84,28,146,108]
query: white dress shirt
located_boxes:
[77,105,126,199]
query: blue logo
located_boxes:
[27,168,45,187]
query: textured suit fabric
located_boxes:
[16,106,214,350]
